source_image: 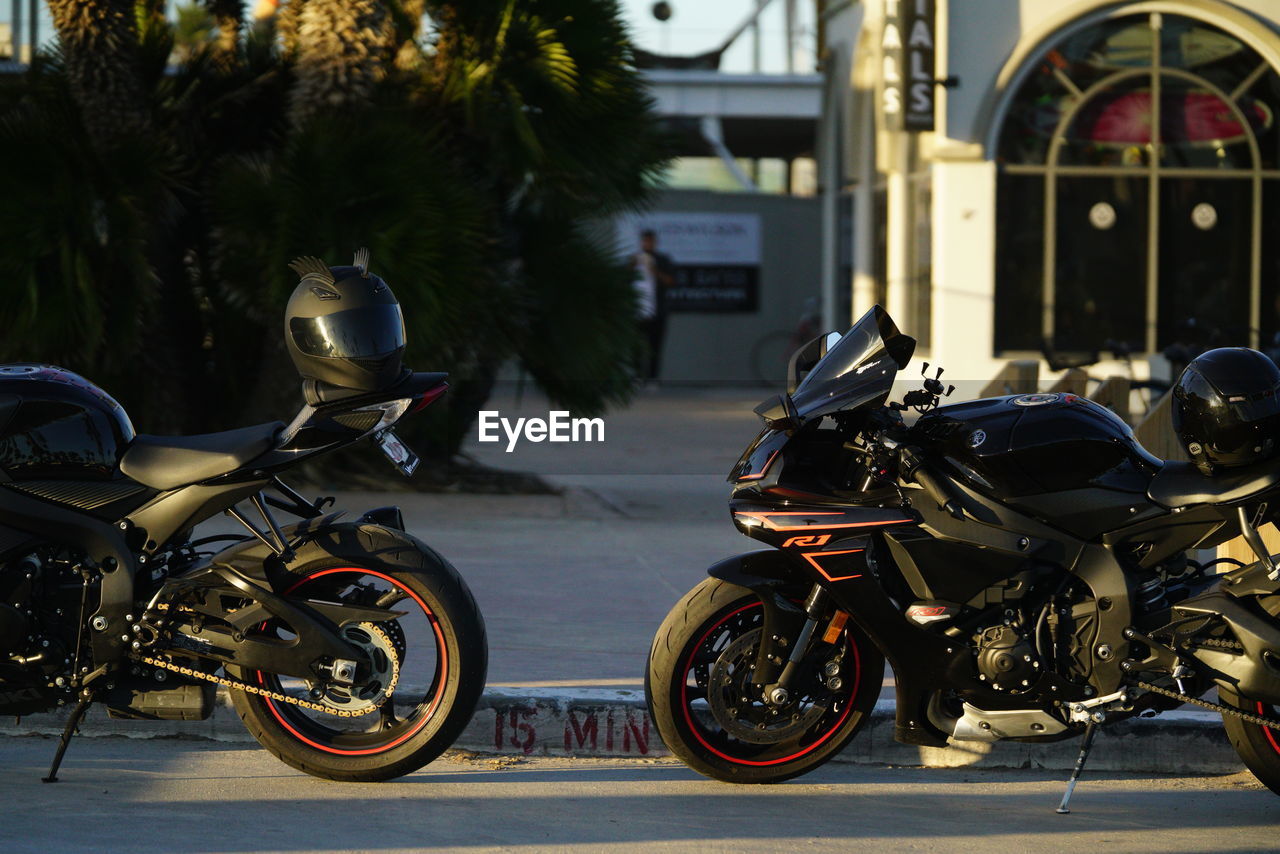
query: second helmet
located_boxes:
[1172,347,1280,475]
[284,251,406,392]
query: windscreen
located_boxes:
[791,306,915,419]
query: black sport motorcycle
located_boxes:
[0,260,486,783]
[647,306,1280,809]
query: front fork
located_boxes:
[759,584,830,706]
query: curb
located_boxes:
[0,687,1245,776]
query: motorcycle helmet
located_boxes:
[285,249,406,392]
[1172,347,1280,475]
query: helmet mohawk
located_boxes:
[288,256,335,284]
[353,247,371,276]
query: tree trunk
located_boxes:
[275,0,303,55]
[289,0,395,126]
[394,0,425,71]
[205,0,246,59]
[46,0,150,148]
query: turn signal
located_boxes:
[822,610,850,644]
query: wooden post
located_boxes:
[1132,391,1187,462]
[1090,376,1131,425]
[1218,527,1280,569]
[979,360,1039,399]
[1048,368,1088,397]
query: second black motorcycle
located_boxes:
[0,251,486,782]
[647,305,1280,809]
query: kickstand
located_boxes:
[42,689,95,783]
[1056,721,1099,814]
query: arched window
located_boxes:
[994,11,1280,358]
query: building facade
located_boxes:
[822,0,1280,383]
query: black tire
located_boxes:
[646,577,883,783]
[1221,689,1280,795]
[230,550,487,782]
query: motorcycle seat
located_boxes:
[1147,455,1280,508]
[120,421,284,491]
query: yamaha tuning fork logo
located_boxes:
[1011,393,1060,407]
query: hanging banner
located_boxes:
[617,213,762,313]
[881,0,936,132]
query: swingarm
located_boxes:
[145,562,405,683]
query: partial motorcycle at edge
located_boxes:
[0,251,487,782]
[647,305,1280,810]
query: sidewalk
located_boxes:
[2,387,1246,774]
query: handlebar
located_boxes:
[897,446,966,520]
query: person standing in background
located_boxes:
[633,228,676,383]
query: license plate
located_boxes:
[376,429,420,477]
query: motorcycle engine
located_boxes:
[0,549,89,713]
[961,576,1101,700]
[974,623,1041,693]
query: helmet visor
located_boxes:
[1225,388,1280,424]
[290,305,406,359]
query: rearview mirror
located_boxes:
[786,331,839,394]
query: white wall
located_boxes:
[930,157,1002,387]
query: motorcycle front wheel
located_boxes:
[229,554,487,782]
[646,577,883,783]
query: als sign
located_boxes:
[618,212,762,312]
[882,0,936,132]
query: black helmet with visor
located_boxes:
[1172,347,1280,475]
[285,250,407,393]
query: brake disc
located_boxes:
[705,627,828,744]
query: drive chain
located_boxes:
[1195,637,1245,651]
[134,622,400,718]
[1137,679,1280,731]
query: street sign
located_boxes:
[881,0,936,132]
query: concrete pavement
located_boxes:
[0,737,1277,853]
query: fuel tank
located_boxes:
[914,392,1165,538]
[0,366,146,518]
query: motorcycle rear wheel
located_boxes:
[646,577,883,783]
[1221,689,1280,795]
[229,554,486,782]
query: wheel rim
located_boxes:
[254,567,449,756]
[678,602,862,766]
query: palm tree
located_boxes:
[46,0,150,148]
[393,0,426,70]
[7,0,668,459]
[206,0,246,58]
[423,0,670,416]
[288,0,396,126]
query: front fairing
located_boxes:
[728,427,789,483]
[729,307,914,486]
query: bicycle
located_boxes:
[750,297,821,387]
